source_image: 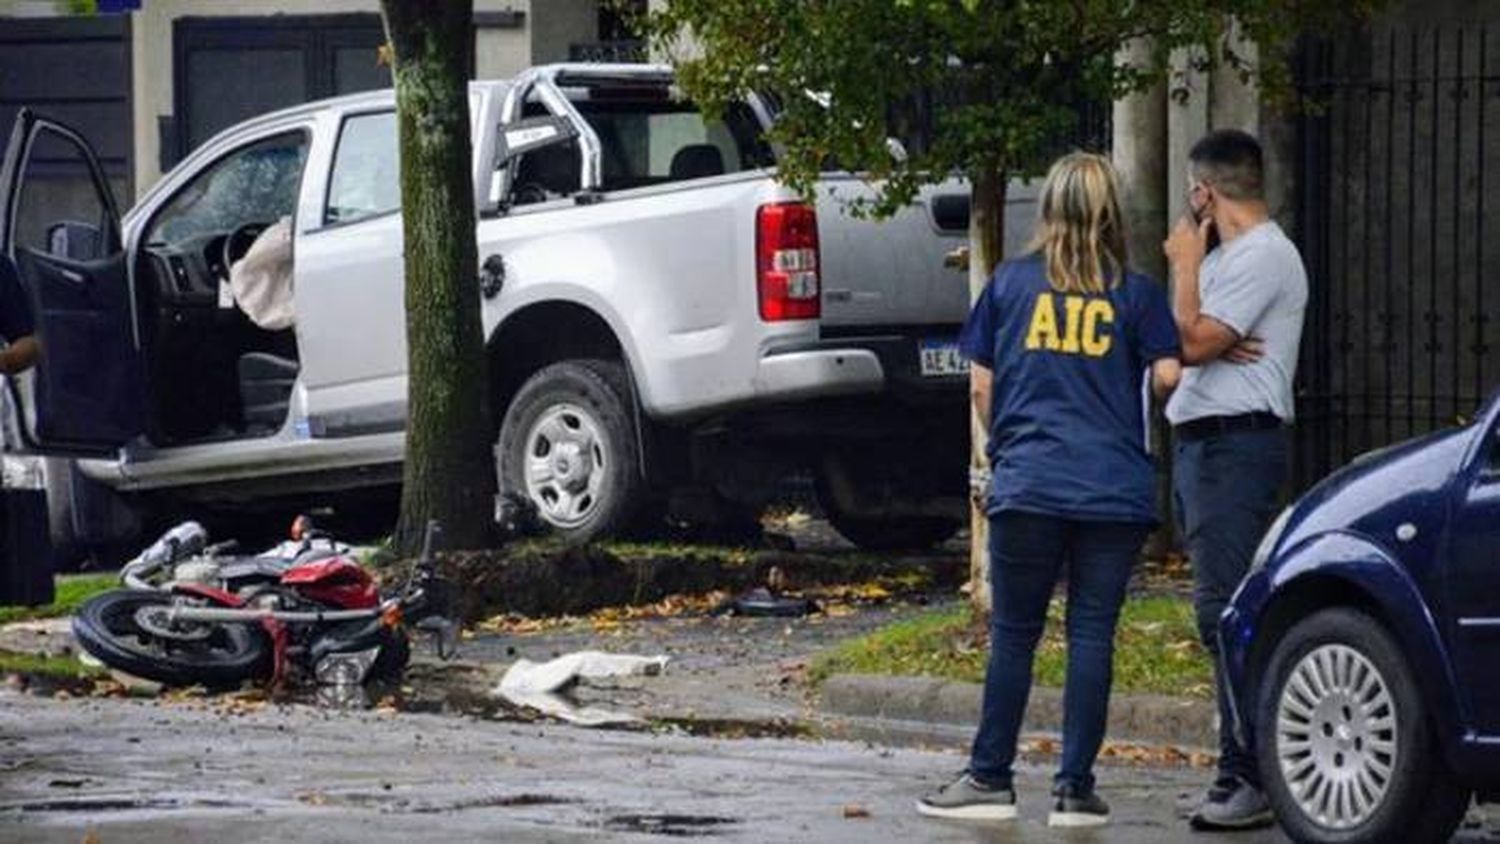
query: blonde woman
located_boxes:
[918,153,1182,827]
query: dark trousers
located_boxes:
[1173,427,1288,787]
[968,512,1149,791]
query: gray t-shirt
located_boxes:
[1166,221,1308,425]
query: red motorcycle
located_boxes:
[72,518,457,689]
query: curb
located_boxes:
[820,673,1217,751]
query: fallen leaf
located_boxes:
[842,804,871,819]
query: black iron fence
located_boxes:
[1293,25,1500,490]
[569,40,647,63]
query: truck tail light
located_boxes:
[756,202,821,322]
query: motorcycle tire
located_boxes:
[72,590,272,688]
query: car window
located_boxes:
[147,131,308,246]
[325,111,400,225]
[13,127,114,261]
[575,96,771,192]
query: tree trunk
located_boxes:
[967,164,1006,616]
[380,0,495,553]
[1112,36,1177,558]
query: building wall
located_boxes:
[126,0,597,199]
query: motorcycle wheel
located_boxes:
[72,590,272,688]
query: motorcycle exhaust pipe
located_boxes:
[167,604,390,624]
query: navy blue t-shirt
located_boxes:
[958,254,1180,525]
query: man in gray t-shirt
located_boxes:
[1163,129,1307,832]
[1167,222,1307,426]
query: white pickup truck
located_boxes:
[0,63,1030,554]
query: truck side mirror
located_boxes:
[488,115,580,207]
[45,221,103,261]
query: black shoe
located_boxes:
[1049,782,1109,828]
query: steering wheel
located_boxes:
[222,221,271,277]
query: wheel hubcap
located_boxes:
[1275,643,1398,830]
[134,604,213,642]
[520,403,608,529]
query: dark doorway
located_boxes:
[0,16,132,210]
[168,14,392,168]
[1293,24,1500,490]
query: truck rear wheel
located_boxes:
[496,359,642,545]
[815,454,961,551]
[822,511,959,551]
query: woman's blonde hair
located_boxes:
[1027,152,1128,295]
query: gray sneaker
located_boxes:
[1190,779,1274,830]
[916,773,1018,821]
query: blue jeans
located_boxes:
[1174,427,1288,787]
[968,512,1149,791]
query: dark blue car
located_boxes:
[1221,387,1500,842]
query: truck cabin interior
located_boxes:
[135,130,307,446]
[510,83,772,207]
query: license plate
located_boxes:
[918,339,968,377]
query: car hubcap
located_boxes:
[1276,643,1398,830]
[521,403,607,529]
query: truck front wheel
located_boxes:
[496,359,642,545]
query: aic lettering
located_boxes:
[1024,292,1114,357]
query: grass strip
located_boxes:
[0,649,106,680]
[0,573,117,626]
[810,596,1213,699]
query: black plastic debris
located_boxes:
[711,587,818,618]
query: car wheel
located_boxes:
[1255,607,1470,844]
[496,359,642,545]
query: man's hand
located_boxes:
[0,336,38,375]
[1224,337,1265,365]
[1163,215,1212,273]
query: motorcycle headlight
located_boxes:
[1251,506,1294,573]
[314,646,382,686]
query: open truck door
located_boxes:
[0,108,143,454]
[0,109,144,605]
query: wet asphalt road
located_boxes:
[4,673,1499,841]
[0,687,1275,844]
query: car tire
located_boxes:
[1255,607,1470,844]
[496,359,642,546]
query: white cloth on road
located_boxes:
[498,651,668,694]
[493,650,668,727]
[229,216,295,330]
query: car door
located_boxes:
[1444,396,1500,735]
[0,109,143,454]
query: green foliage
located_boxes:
[809,596,1213,698]
[56,0,98,15]
[643,0,1384,218]
[0,574,116,626]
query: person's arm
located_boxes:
[1151,357,1181,400]
[1133,276,1184,400]
[1164,216,1241,365]
[0,336,38,375]
[970,363,994,430]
